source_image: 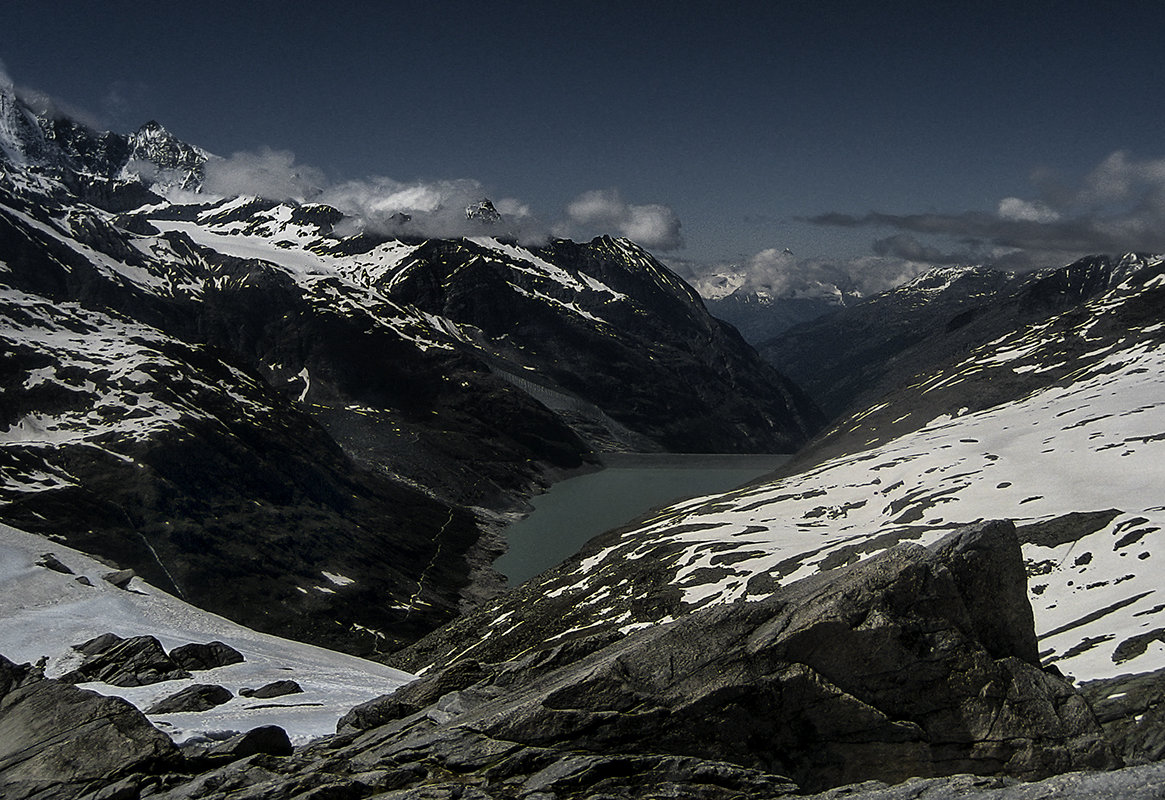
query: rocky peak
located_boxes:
[0,86,205,201]
[893,264,1001,297]
[1112,252,1164,289]
[125,119,207,190]
[465,196,501,224]
[0,84,49,166]
[135,119,166,136]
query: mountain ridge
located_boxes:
[0,88,820,659]
[759,254,1162,422]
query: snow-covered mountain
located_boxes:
[399,254,1165,684]
[0,83,819,658]
[694,265,860,344]
[761,258,1151,420]
[0,80,202,210]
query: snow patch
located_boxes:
[0,523,413,745]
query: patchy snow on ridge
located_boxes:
[470,236,628,302]
[0,523,413,745]
[0,287,258,454]
[481,283,1165,682]
[151,218,456,352]
[157,219,332,277]
[0,202,202,298]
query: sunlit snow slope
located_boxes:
[0,523,413,744]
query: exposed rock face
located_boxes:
[205,726,294,760]
[126,120,207,191]
[800,762,1165,800]
[362,522,1114,792]
[239,680,302,699]
[74,632,125,656]
[101,568,136,589]
[59,635,190,687]
[464,197,501,224]
[1079,667,1165,765]
[0,655,178,800]
[113,522,1113,800]
[145,684,233,714]
[169,641,245,671]
[927,520,1040,664]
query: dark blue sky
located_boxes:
[4,1,1165,288]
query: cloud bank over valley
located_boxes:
[188,146,684,253]
[194,143,1165,305]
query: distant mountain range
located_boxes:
[758,257,1158,421]
[691,265,861,344]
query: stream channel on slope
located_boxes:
[495,453,792,586]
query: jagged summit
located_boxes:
[125,118,207,191]
[0,82,49,166]
[464,196,501,224]
[0,86,207,197]
[895,263,994,292]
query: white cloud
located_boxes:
[749,250,928,298]
[201,148,326,202]
[322,176,472,217]
[561,189,684,250]
[1075,151,1165,206]
[681,246,933,302]
[997,197,1060,223]
[493,197,532,219]
[565,189,624,226]
[317,176,549,244]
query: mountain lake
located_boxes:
[495,453,793,586]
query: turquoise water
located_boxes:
[494,454,791,586]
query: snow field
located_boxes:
[0,524,413,745]
[521,337,1165,681]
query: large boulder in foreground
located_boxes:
[0,522,1119,800]
[340,521,1116,794]
[145,683,233,714]
[0,655,178,800]
[169,641,245,672]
